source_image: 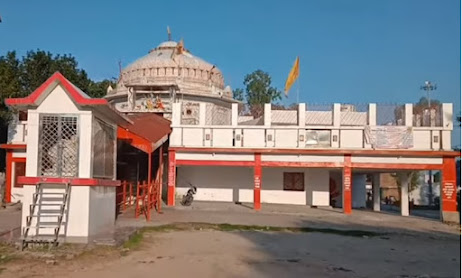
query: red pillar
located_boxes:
[441,157,457,213]
[343,154,352,214]
[254,153,262,210]
[5,151,12,203]
[158,146,163,213]
[147,152,152,221]
[167,149,176,206]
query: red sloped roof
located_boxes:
[120,113,172,147]
[5,72,107,107]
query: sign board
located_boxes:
[442,182,455,200]
[364,126,413,149]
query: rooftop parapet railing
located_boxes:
[305,103,333,126]
[162,102,455,150]
[174,102,452,128]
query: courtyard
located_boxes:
[0,202,460,278]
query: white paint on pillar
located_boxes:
[231,103,238,126]
[199,103,206,126]
[264,103,271,127]
[368,103,377,126]
[400,173,409,216]
[372,174,381,212]
[405,104,413,127]
[298,103,305,127]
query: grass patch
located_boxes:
[123,231,144,250]
[126,222,382,240]
[0,243,17,269]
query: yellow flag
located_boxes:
[284,56,300,96]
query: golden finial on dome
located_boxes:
[177,38,184,54]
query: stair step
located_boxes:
[34,221,66,226]
[31,204,64,207]
[38,209,67,214]
[35,192,66,195]
[29,214,63,217]
[22,235,58,242]
[25,225,61,229]
[39,197,66,202]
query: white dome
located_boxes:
[120,40,225,90]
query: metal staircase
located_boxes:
[22,182,70,250]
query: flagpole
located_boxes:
[296,65,300,104]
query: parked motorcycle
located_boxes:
[181,184,197,206]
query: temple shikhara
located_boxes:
[1,33,459,247]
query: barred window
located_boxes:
[92,118,115,179]
[39,115,79,177]
[283,172,305,191]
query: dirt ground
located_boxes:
[1,225,460,278]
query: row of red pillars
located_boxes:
[166,150,458,215]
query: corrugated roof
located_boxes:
[120,113,172,145]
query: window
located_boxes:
[13,161,26,188]
[92,118,116,179]
[39,115,79,177]
[19,111,28,121]
[283,172,305,191]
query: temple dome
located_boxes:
[116,40,226,96]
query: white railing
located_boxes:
[7,121,27,144]
[170,103,454,151]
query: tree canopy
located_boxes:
[0,50,116,122]
[233,70,282,117]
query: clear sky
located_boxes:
[0,0,460,146]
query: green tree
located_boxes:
[21,50,92,94]
[0,50,116,123]
[232,88,244,102]
[242,70,281,117]
[0,51,22,121]
[88,79,117,98]
[392,172,420,203]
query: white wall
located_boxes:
[88,186,116,237]
[20,84,110,241]
[340,130,363,148]
[176,166,330,206]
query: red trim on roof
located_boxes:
[5,72,107,107]
[351,163,443,170]
[117,126,153,153]
[17,176,120,187]
[176,160,255,167]
[169,147,460,158]
[0,144,27,150]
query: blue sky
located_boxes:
[0,0,460,145]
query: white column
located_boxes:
[231,103,238,126]
[333,103,341,127]
[400,173,409,216]
[368,103,376,126]
[372,174,380,212]
[199,103,206,126]
[332,103,341,148]
[264,103,271,127]
[170,103,182,146]
[298,103,306,127]
[405,104,413,127]
[441,103,453,150]
[171,103,181,126]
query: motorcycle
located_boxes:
[181,184,197,206]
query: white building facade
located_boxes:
[166,102,459,222]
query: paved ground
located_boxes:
[2,227,460,278]
[0,203,21,242]
[117,201,460,240]
[0,201,460,278]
